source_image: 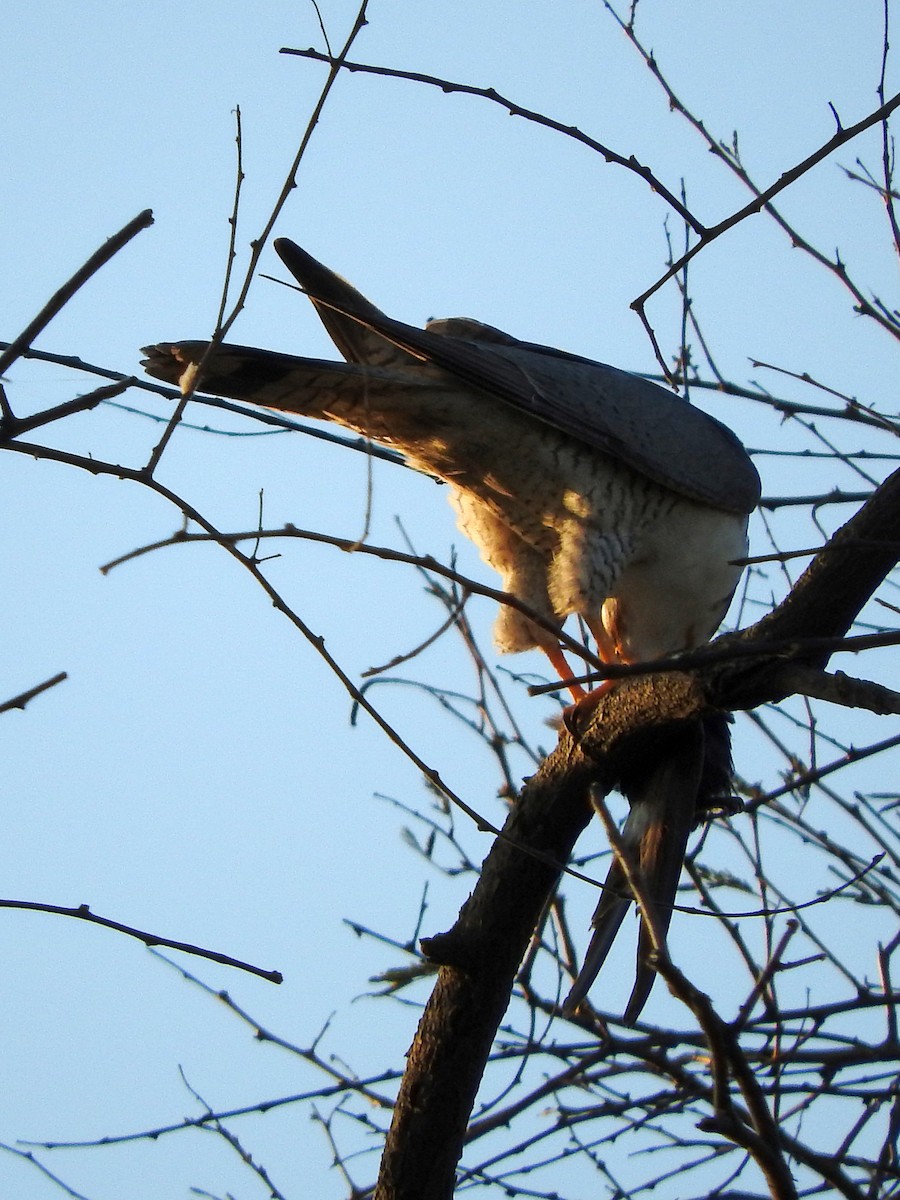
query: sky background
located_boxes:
[2,2,899,1197]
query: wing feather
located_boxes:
[274,239,760,515]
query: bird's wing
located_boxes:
[274,240,761,516]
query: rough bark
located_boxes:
[374,464,900,1199]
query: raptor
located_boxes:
[142,239,760,1019]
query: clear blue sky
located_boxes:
[2,2,897,1196]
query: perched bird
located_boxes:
[141,238,760,1018]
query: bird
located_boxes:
[141,237,760,1018]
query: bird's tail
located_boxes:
[565,717,734,1024]
[139,340,433,422]
[563,860,631,1014]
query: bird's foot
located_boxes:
[562,679,616,737]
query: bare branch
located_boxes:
[773,664,900,713]
[0,898,282,983]
[0,671,67,714]
[0,210,153,382]
[279,47,704,231]
[631,87,900,327]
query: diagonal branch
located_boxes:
[0,672,68,714]
[0,210,153,382]
[631,87,900,321]
[279,47,703,231]
[0,898,282,983]
[374,463,900,1199]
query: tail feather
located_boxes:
[563,863,630,1012]
[621,765,697,1022]
[567,720,710,1024]
[139,341,429,418]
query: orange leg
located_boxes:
[542,644,587,702]
[556,613,629,726]
[543,634,617,711]
[542,613,632,718]
[585,613,621,667]
[559,613,620,716]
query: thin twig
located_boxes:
[0,898,282,983]
[0,672,67,714]
[0,210,153,381]
[279,47,703,232]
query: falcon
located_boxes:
[141,238,760,1019]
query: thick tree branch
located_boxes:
[708,462,900,712]
[772,664,900,714]
[375,463,900,1199]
